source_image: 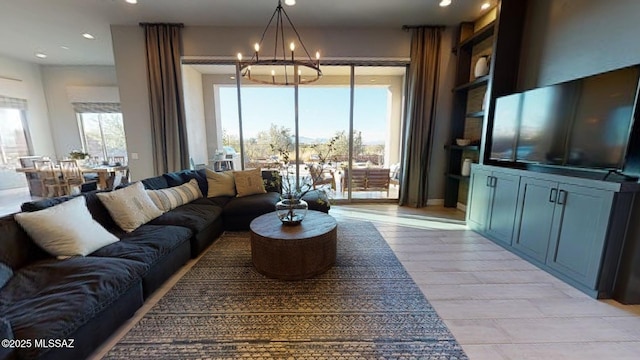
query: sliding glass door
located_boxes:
[210,63,406,201]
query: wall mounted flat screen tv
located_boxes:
[490,65,640,173]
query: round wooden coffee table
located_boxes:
[250,210,337,280]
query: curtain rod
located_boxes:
[139,22,184,27]
[401,25,446,32]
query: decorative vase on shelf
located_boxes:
[275,196,308,226]
[474,55,490,78]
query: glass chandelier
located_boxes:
[236,0,322,86]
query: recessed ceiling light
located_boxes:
[284,0,296,6]
[125,0,138,4]
[439,0,452,7]
[82,33,95,40]
[35,53,47,59]
[481,2,491,10]
[60,46,70,50]
[230,76,236,80]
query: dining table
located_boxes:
[16,164,128,195]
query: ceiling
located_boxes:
[0,0,491,66]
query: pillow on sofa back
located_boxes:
[14,196,119,258]
[146,178,202,212]
[97,182,164,232]
[233,168,267,197]
[163,169,208,196]
[205,169,236,197]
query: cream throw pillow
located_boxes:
[97,181,164,232]
[205,169,236,197]
[233,168,267,197]
[146,178,202,212]
[14,196,119,258]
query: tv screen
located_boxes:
[565,66,640,169]
[490,93,522,161]
[490,65,640,172]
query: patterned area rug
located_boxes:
[104,220,467,359]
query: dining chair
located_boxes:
[59,160,89,195]
[33,160,64,197]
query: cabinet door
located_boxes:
[466,167,492,231]
[513,177,557,263]
[546,184,614,288]
[486,171,520,246]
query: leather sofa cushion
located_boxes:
[302,190,331,213]
[91,224,192,269]
[0,257,145,359]
[141,175,169,190]
[0,215,49,271]
[223,192,280,216]
[149,203,223,233]
[192,196,231,208]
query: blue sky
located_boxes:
[219,86,389,143]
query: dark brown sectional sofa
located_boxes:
[0,169,329,360]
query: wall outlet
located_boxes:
[130,152,139,160]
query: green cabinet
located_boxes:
[467,167,491,230]
[513,177,556,263]
[546,184,613,288]
[469,164,639,299]
[513,178,614,288]
[466,166,520,246]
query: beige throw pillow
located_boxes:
[205,169,236,197]
[233,168,266,197]
[146,178,202,212]
[97,181,164,232]
[14,196,119,258]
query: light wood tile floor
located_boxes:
[4,188,638,359]
[331,205,640,360]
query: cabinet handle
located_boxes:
[557,190,567,205]
[549,188,558,203]
[486,176,492,187]
[491,176,497,188]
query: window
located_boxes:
[213,64,406,201]
[0,95,31,190]
[74,103,127,162]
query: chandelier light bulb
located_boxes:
[254,43,260,52]
[237,53,243,61]
[315,51,320,60]
[271,70,276,76]
[284,0,296,6]
[439,0,452,7]
[290,42,295,51]
[481,2,490,10]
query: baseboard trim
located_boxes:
[426,199,444,206]
[457,202,467,212]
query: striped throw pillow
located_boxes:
[146,178,203,212]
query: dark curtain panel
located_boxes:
[399,27,442,207]
[142,23,188,174]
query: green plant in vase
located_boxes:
[268,136,338,225]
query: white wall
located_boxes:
[0,55,55,159]
[111,26,154,181]
[519,0,640,89]
[40,66,118,158]
[182,65,208,165]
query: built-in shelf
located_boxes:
[446,144,480,151]
[446,173,471,181]
[466,111,485,118]
[454,75,490,92]
[455,21,496,52]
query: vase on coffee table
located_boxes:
[275,194,308,225]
